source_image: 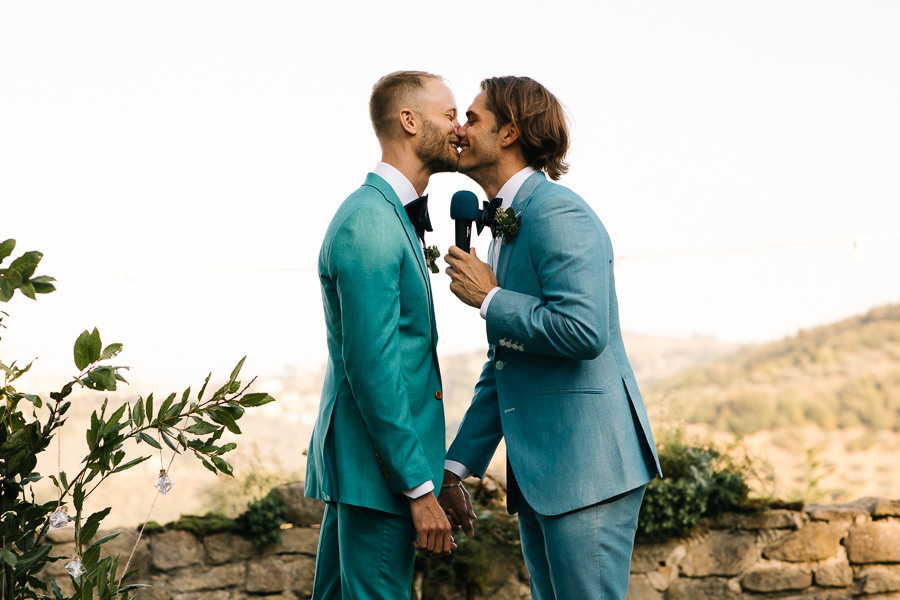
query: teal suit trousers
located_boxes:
[312,502,417,599]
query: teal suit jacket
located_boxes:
[447,172,662,516]
[306,173,445,517]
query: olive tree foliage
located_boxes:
[0,239,275,599]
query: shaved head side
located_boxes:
[370,70,443,142]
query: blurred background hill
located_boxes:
[22,302,900,528]
[644,303,900,434]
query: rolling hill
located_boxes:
[644,303,900,435]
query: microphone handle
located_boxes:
[455,220,472,253]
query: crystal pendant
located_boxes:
[65,556,86,580]
[154,469,174,495]
[49,505,70,530]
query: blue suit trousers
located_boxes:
[517,484,647,600]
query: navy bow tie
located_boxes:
[476,197,503,237]
[404,195,433,243]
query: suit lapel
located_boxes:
[495,172,547,285]
[365,173,429,280]
[364,174,440,367]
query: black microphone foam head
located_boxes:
[450,190,480,220]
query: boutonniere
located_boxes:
[494,208,522,244]
[424,245,440,274]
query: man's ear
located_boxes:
[399,108,418,136]
[499,123,519,148]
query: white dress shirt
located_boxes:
[479,166,537,318]
[373,162,426,254]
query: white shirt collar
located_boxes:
[373,162,420,207]
[495,167,538,210]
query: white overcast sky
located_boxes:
[2,1,899,385]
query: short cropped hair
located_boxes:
[481,76,570,180]
[370,71,442,142]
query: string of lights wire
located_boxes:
[43,231,900,278]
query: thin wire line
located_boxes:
[38,231,900,272]
[122,440,180,582]
[616,231,900,263]
[47,267,318,275]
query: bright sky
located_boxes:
[2,1,899,386]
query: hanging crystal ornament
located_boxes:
[48,505,70,530]
[154,469,174,495]
[65,556,86,580]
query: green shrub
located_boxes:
[239,493,287,547]
[637,429,749,539]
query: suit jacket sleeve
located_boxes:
[325,202,434,493]
[446,349,504,476]
[486,193,611,360]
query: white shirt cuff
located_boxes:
[479,287,501,319]
[403,481,435,499]
[444,460,475,480]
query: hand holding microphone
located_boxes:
[446,190,498,308]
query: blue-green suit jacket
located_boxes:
[305,173,445,517]
[447,172,662,516]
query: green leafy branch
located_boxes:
[0,239,56,302]
[1,239,276,599]
[47,331,275,560]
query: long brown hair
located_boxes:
[481,76,570,180]
[369,71,442,142]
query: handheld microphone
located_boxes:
[449,190,480,252]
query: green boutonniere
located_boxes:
[494,208,522,244]
[424,245,440,274]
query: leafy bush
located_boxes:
[238,493,287,547]
[637,429,749,539]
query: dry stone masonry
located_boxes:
[38,488,900,599]
[631,497,900,600]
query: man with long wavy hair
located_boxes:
[441,76,662,599]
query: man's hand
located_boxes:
[410,493,456,555]
[444,246,498,309]
[438,470,476,538]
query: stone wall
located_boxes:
[39,492,900,599]
[42,526,320,600]
[630,497,900,600]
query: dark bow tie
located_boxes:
[404,195,433,243]
[476,197,503,237]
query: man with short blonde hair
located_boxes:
[306,70,461,599]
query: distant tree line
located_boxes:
[646,304,900,435]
